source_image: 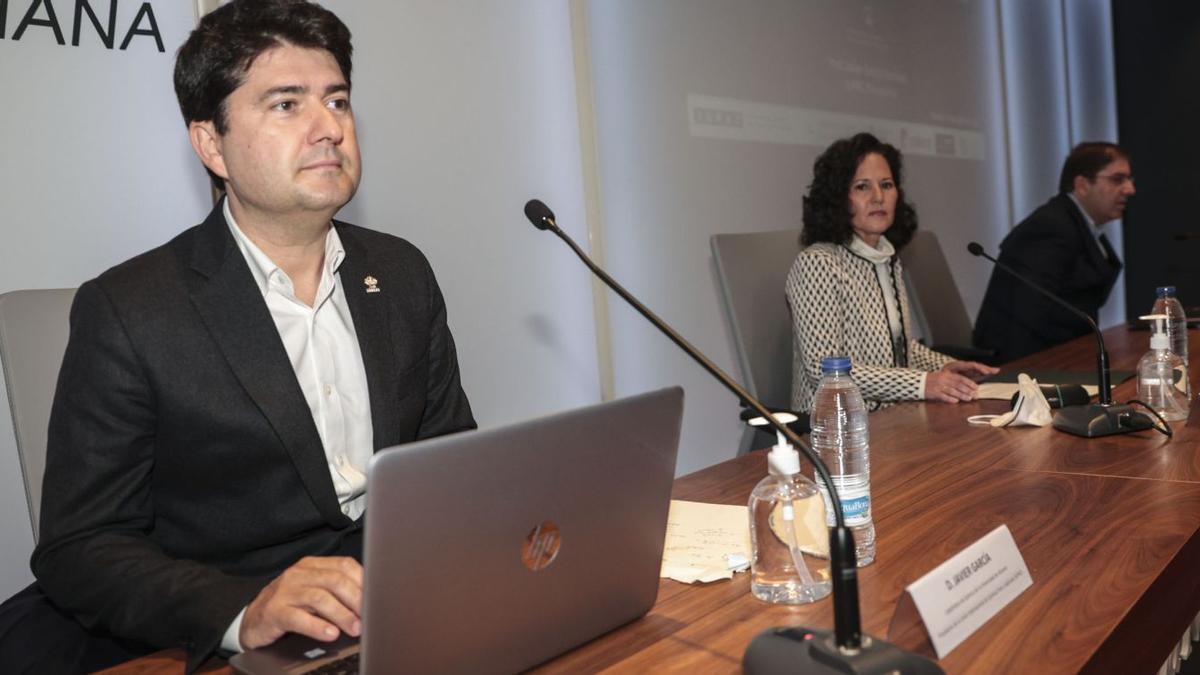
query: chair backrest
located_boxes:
[898,230,974,348]
[711,230,803,410]
[0,289,76,540]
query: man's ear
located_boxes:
[189,120,229,181]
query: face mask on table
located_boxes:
[967,373,1054,428]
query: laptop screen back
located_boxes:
[360,387,684,674]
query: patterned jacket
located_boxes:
[787,242,954,412]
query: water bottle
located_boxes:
[809,356,874,567]
[747,428,832,604]
[1152,286,1190,398]
[1137,314,1189,422]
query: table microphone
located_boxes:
[525,198,943,674]
[967,242,1155,437]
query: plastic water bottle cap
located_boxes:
[1156,286,1177,296]
[820,356,852,374]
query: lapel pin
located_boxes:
[364,276,381,293]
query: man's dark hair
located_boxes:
[1058,142,1130,194]
[174,0,353,190]
[801,132,918,251]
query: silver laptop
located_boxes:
[230,387,683,675]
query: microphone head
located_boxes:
[967,242,985,257]
[524,199,556,231]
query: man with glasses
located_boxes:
[974,142,1135,363]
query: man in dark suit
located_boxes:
[974,142,1135,363]
[0,1,475,671]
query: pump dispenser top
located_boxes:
[767,430,801,477]
[1140,313,1170,351]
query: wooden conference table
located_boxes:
[105,326,1200,674]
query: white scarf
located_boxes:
[848,235,903,359]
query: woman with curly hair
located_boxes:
[787,133,996,412]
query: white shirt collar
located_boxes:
[1066,193,1099,229]
[223,197,346,297]
[1066,192,1110,260]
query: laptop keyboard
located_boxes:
[309,652,359,675]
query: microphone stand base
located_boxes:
[743,626,944,675]
[1052,403,1157,438]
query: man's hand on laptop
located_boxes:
[240,556,364,649]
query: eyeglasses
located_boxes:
[1094,173,1134,187]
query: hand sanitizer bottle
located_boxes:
[747,426,832,604]
[1151,286,1190,397]
[1137,314,1190,422]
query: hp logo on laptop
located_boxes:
[522,521,562,571]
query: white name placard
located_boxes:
[906,524,1032,657]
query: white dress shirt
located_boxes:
[221,199,375,651]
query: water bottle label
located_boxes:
[816,483,871,527]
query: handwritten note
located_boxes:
[660,500,752,583]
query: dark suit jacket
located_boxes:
[30,203,476,670]
[973,193,1122,363]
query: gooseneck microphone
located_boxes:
[967,242,1155,437]
[966,242,1112,403]
[525,198,942,674]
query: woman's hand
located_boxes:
[924,361,998,403]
